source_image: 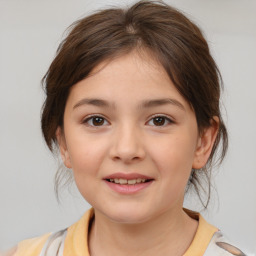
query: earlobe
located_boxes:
[192,117,219,169]
[56,127,72,169]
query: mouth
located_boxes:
[103,173,155,195]
[103,173,154,194]
[106,178,152,185]
[103,172,154,184]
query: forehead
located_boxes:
[66,51,190,111]
[89,51,167,83]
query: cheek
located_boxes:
[149,134,197,177]
[65,133,109,175]
[66,138,108,202]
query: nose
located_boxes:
[109,123,146,164]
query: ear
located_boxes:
[56,127,72,169]
[192,117,219,169]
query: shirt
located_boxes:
[14,208,246,256]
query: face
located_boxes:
[58,51,216,224]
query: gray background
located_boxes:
[0,0,255,254]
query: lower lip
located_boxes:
[104,180,153,194]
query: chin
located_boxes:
[101,205,154,224]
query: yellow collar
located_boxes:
[64,208,218,256]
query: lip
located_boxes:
[103,172,154,195]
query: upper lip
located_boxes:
[103,172,154,180]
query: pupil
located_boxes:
[153,117,165,126]
[93,117,104,126]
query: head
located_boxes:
[41,0,228,208]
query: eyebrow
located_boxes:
[73,98,185,111]
[73,98,113,109]
[140,98,185,110]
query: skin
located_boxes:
[57,51,218,256]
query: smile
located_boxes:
[107,178,148,185]
[103,173,154,194]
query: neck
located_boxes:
[89,208,198,256]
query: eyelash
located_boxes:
[82,115,174,127]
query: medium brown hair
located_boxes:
[41,0,228,207]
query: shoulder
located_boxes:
[204,231,247,256]
[184,209,247,256]
[9,233,51,256]
[1,246,17,256]
[3,208,94,256]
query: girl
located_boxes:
[6,1,246,255]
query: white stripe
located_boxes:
[39,229,67,256]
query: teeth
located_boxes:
[119,178,127,185]
[128,179,136,185]
[109,178,148,184]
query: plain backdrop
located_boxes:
[0,0,255,254]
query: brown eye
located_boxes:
[83,116,108,127]
[92,117,104,126]
[153,117,165,126]
[148,116,173,127]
